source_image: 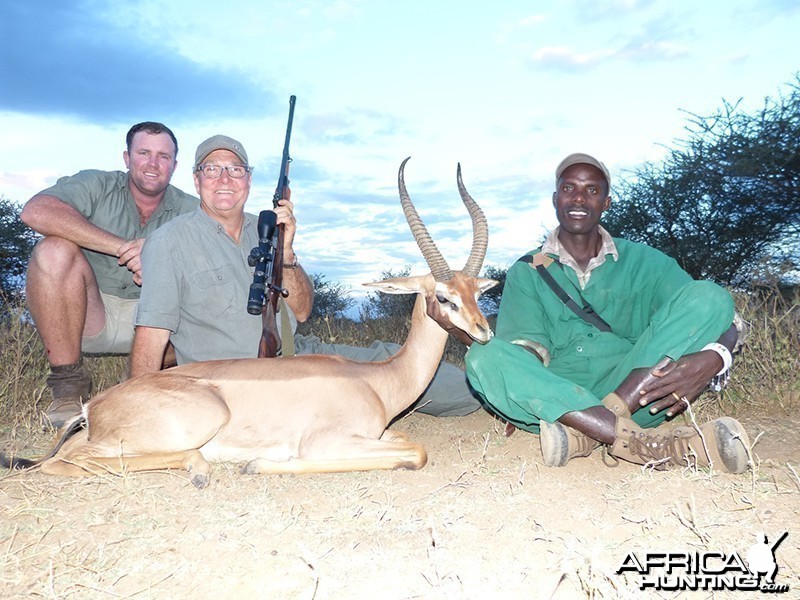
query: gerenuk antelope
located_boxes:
[1,158,498,488]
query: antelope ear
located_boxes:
[477,278,499,293]
[363,276,425,295]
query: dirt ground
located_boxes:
[1,407,798,599]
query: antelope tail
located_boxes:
[0,417,87,471]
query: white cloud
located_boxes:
[1,0,797,297]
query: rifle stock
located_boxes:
[248,95,296,358]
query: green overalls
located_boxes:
[465,238,734,431]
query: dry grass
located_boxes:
[0,315,126,432]
[0,290,798,598]
[695,290,800,420]
[297,312,471,369]
[3,289,796,428]
[1,410,798,599]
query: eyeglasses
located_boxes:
[196,164,251,179]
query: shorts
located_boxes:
[81,292,138,354]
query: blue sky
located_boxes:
[1,0,798,301]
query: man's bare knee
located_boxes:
[30,237,86,271]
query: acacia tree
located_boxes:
[604,75,800,288]
[479,264,506,316]
[308,272,356,320]
[0,196,37,301]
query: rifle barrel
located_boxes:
[273,95,296,207]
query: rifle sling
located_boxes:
[518,253,612,333]
[279,298,295,356]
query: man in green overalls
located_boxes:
[434,153,749,473]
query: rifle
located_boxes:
[246,95,296,357]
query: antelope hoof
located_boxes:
[190,472,210,489]
[393,461,424,471]
[241,459,260,475]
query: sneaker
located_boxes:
[540,420,601,467]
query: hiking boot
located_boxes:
[43,396,84,429]
[540,420,601,467]
[43,361,92,429]
[602,392,631,419]
[609,416,751,473]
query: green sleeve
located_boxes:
[495,257,552,350]
[633,242,694,316]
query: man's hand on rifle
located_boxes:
[273,191,298,253]
[263,187,313,324]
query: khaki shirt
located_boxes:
[41,169,198,299]
[135,208,297,365]
[542,225,619,289]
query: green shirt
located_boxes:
[41,169,198,299]
[496,237,692,382]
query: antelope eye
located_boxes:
[436,294,458,311]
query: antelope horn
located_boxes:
[398,157,453,282]
[457,163,489,277]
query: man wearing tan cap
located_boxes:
[130,135,482,417]
[130,134,313,373]
[433,153,750,473]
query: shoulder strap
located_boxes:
[278,298,296,356]
[517,252,553,268]
[519,253,612,333]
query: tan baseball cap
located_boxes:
[194,134,249,168]
[555,153,611,189]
